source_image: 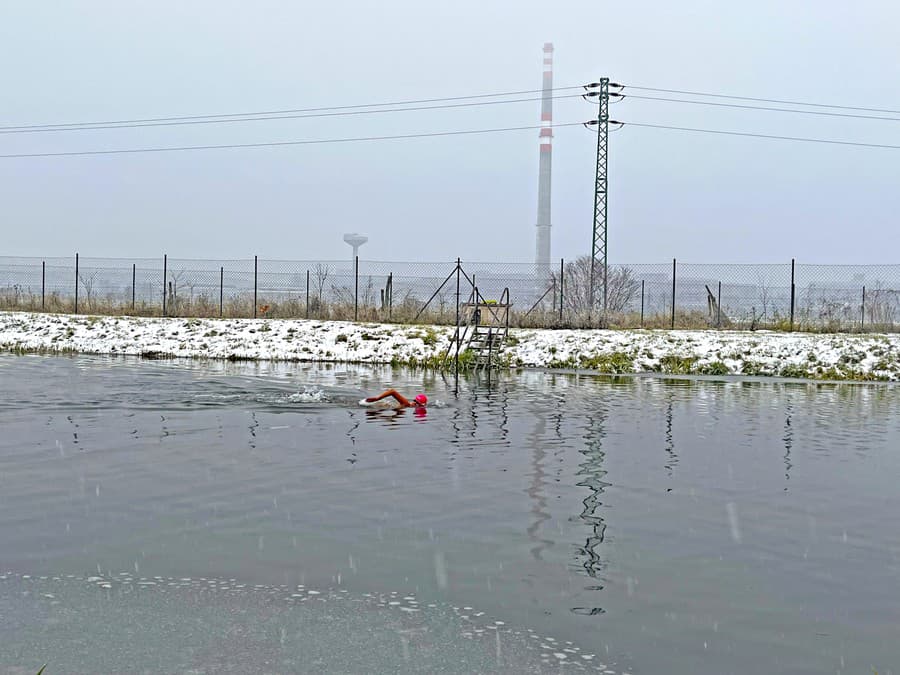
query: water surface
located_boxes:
[1,354,898,674]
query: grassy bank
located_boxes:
[1,311,899,382]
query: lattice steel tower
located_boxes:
[534,42,554,270]
[586,78,609,315]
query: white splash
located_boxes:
[286,386,329,403]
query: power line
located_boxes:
[616,120,900,149]
[0,85,587,133]
[7,80,898,135]
[620,93,900,122]
[623,84,900,116]
[5,118,898,158]
[0,122,585,159]
[0,92,586,136]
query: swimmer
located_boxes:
[362,389,428,409]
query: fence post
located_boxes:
[559,258,564,323]
[219,267,224,317]
[717,281,722,328]
[640,280,645,328]
[131,263,136,312]
[670,258,676,330]
[253,255,258,319]
[789,258,795,332]
[74,252,79,314]
[41,261,46,311]
[306,269,310,319]
[505,290,510,336]
[354,255,359,321]
[388,272,393,320]
[455,258,461,383]
[861,286,866,331]
[162,254,167,317]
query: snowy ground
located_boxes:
[2,311,899,381]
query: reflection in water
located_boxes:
[360,406,429,428]
[445,378,513,449]
[496,381,510,444]
[4,355,900,675]
[576,393,610,581]
[249,411,259,449]
[783,389,794,489]
[67,414,79,446]
[449,404,462,443]
[474,376,512,445]
[345,412,360,452]
[467,386,480,440]
[525,405,553,561]
[663,388,677,482]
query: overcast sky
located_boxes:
[1,1,898,263]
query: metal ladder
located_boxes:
[445,287,511,370]
[467,324,505,369]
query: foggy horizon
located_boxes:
[1,1,898,264]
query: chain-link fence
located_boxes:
[1,255,898,332]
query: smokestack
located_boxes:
[534,42,553,269]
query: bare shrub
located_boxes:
[553,257,641,320]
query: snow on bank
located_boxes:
[1,311,899,381]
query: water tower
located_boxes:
[343,233,368,265]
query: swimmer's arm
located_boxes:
[365,389,412,406]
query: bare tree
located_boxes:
[561,256,640,315]
[313,264,331,308]
[360,275,376,307]
[756,271,772,322]
[79,270,99,311]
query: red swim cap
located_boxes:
[414,394,428,406]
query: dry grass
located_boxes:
[1,289,896,333]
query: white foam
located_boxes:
[287,386,329,403]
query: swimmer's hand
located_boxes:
[364,397,377,403]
